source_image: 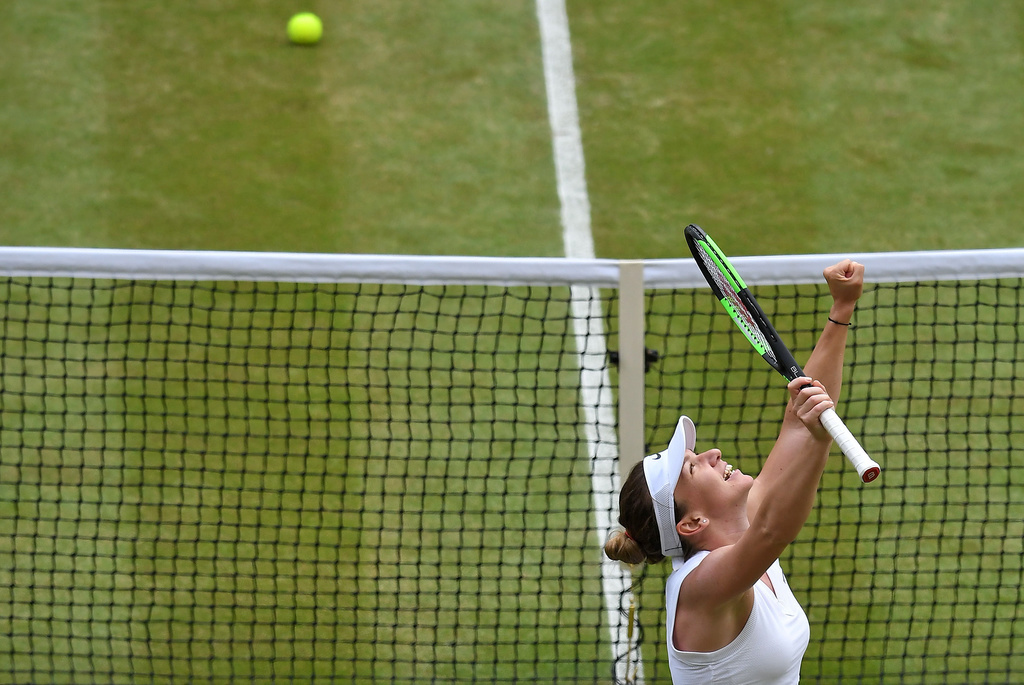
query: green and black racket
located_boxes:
[685,224,880,483]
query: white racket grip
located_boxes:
[819,407,880,483]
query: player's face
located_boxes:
[674,447,753,512]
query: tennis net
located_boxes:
[0,247,1021,683]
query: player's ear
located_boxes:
[676,515,708,538]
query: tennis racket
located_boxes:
[684,224,881,483]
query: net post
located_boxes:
[617,260,646,481]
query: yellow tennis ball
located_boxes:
[287,12,323,45]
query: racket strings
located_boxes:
[696,247,777,365]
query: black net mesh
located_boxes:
[1,273,1022,683]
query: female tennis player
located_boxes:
[605,259,865,684]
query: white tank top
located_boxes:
[665,550,810,684]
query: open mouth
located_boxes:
[724,464,734,481]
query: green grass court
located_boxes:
[2,1,1023,255]
[2,1,1024,683]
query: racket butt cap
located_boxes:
[860,466,881,483]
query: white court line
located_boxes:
[535,1,644,682]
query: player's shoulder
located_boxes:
[672,546,756,646]
[669,549,711,581]
[678,537,780,613]
[676,546,740,603]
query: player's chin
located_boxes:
[727,468,753,484]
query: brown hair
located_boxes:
[603,460,693,565]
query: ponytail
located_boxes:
[604,529,648,566]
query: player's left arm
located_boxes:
[801,259,864,402]
[748,260,864,516]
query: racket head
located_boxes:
[684,224,802,380]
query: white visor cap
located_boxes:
[642,416,697,558]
